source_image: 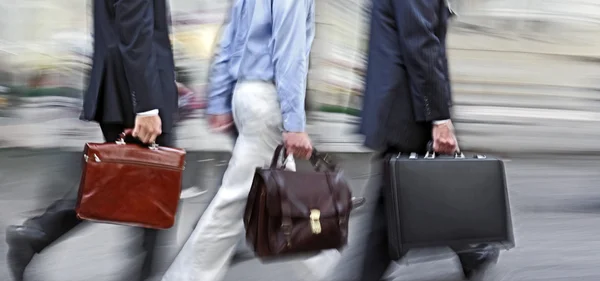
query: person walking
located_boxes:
[160,0,315,280]
[322,0,500,280]
[5,0,178,280]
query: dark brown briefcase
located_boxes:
[76,129,186,229]
[244,145,363,259]
[384,145,514,260]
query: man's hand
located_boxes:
[133,115,162,144]
[283,132,312,160]
[208,114,234,132]
[432,120,458,155]
[176,82,191,94]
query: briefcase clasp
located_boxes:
[309,209,322,235]
[424,151,435,159]
[423,151,465,159]
[83,154,101,163]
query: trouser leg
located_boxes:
[100,124,174,281]
[20,123,131,250]
[161,81,286,281]
[24,192,81,252]
[323,169,393,281]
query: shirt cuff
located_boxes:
[137,109,159,116]
[432,119,450,125]
[282,112,306,132]
[206,96,232,115]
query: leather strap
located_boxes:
[271,145,338,171]
[116,128,158,148]
[324,172,345,236]
[310,149,337,172]
[270,145,287,169]
[243,179,259,228]
[118,129,134,141]
[271,173,293,247]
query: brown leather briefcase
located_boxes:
[244,145,362,259]
[76,129,186,229]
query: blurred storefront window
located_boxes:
[4,0,600,152]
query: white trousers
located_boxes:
[161,81,295,281]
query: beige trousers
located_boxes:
[161,81,295,281]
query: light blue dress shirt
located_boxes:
[206,0,315,132]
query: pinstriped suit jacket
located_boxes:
[81,0,178,133]
[359,0,453,152]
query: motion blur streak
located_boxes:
[2,0,600,280]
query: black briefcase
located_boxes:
[384,148,514,260]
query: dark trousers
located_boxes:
[327,144,494,281]
[332,189,489,281]
[24,123,173,281]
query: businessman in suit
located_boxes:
[322,0,500,280]
[5,0,178,280]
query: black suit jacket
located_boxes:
[359,0,453,152]
[81,0,178,133]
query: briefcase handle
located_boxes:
[270,145,366,209]
[424,141,465,159]
[117,129,159,150]
[270,145,338,172]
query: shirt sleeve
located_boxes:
[272,0,313,132]
[206,11,238,115]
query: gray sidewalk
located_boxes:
[3,149,600,280]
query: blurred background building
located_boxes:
[2,0,600,152]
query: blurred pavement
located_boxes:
[2,150,600,280]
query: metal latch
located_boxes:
[309,209,322,234]
[83,154,101,163]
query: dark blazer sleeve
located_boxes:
[393,0,450,121]
[115,0,161,113]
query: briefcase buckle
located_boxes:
[309,209,322,235]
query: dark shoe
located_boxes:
[6,225,49,281]
[457,244,500,280]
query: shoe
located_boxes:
[6,225,49,281]
[457,244,500,280]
